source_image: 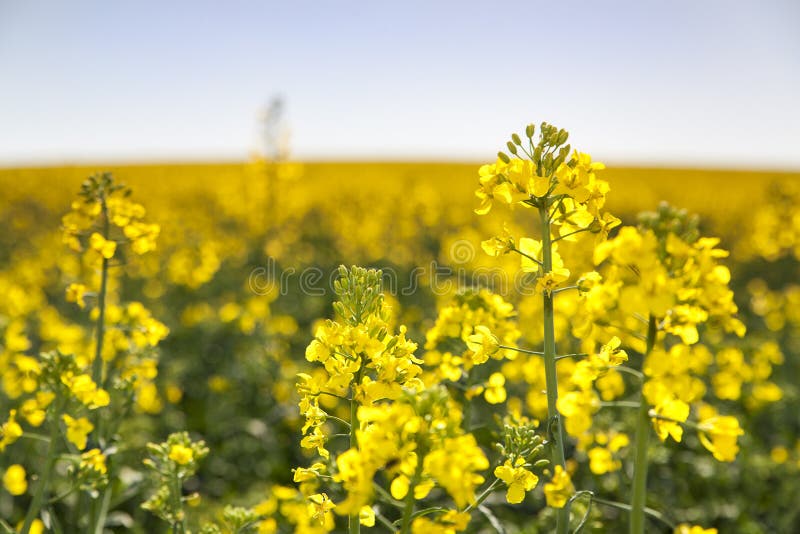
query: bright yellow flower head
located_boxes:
[66,282,88,308]
[359,505,375,527]
[307,493,335,524]
[89,232,116,259]
[0,410,23,452]
[484,372,507,404]
[494,458,538,504]
[466,325,500,365]
[63,414,94,450]
[168,443,194,465]
[697,412,744,462]
[544,465,574,509]
[651,398,690,443]
[80,448,108,474]
[674,524,718,534]
[3,464,27,495]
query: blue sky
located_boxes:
[1,1,798,167]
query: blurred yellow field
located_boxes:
[2,152,799,532]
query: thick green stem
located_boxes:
[21,406,61,533]
[399,459,424,534]
[348,396,360,534]
[171,472,186,534]
[539,201,569,534]
[89,194,111,534]
[629,315,657,534]
[92,194,109,388]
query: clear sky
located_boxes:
[1,1,798,168]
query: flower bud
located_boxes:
[525,124,535,138]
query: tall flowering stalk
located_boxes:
[7,173,168,533]
[477,122,619,532]
[296,266,425,532]
[295,267,549,532]
[584,204,746,532]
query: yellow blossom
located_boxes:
[484,372,507,404]
[465,325,500,364]
[3,464,27,495]
[651,398,690,443]
[62,414,94,450]
[66,283,88,308]
[544,465,574,508]
[307,493,335,524]
[674,525,718,534]
[169,444,194,465]
[359,506,375,527]
[494,458,538,503]
[89,232,116,259]
[697,413,744,462]
[81,448,108,474]
[0,410,23,451]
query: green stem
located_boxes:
[497,344,544,356]
[463,478,502,513]
[89,488,112,534]
[399,459,425,534]
[171,472,186,534]
[539,201,569,534]
[21,405,62,533]
[629,315,657,534]
[348,395,360,534]
[89,193,111,534]
[92,193,109,389]
[594,496,675,530]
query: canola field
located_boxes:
[1,126,799,533]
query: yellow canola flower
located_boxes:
[61,373,110,409]
[123,221,160,255]
[292,462,326,483]
[66,282,88,308]
[412,510,470,533]
[359,506,375,527]
[0,410,23,451]
[651,398,690,443]
[424,434,489,508]
[89,232,116,259]
[15,519,44,534]
[81,448,108,474]
[544,465,574,508]
[481,225,515,257]
[62,414,94,450]
[494,458,538,504]
[697,411,744,462]
[588,447,621,475]
[465,325,500,365]
[3,464,27,495]
[168,444,194,465]
[517,238,570,292]
[307,493,335,524]
[518,238,543,273]
[596,336,628,367]
[674,524,718,534]
[484,372,507,404]
[770,446,789,464]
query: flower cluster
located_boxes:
[294,266,551,532]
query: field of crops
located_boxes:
[1,126,799,533]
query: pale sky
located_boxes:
[1,1,798,168]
